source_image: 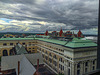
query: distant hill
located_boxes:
[0,32,44,38]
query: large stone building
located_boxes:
[0,38,37,56]
[0,37,97,75]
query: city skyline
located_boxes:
[0,0,98,34]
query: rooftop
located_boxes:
[35,38,97,48]
[0,38,35,40]
[1,53,43,71]
[0,37,97,48]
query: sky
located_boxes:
[0,0,99,34]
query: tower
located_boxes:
[77,30,84,38]
[59,28,63,37]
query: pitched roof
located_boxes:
[16,56,36,75]
[1,53,43,71]
[15,43,28,54]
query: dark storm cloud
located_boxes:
[0,0,98,33]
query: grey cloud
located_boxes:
[0,0,98,33]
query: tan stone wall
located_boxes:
[0,40,37,56]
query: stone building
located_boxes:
[36,38,97,75]
[0,37,97,75]
[0,38,37,56]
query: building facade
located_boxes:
[0,37,97,75]
[0,38,37,56]
[36,38,97,75]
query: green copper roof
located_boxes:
[0,38,35,40]
[35,38,66,45]
[65,38,97,48]
[0,37,97,48]
[35,38,97,48]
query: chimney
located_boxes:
[37,59,39,70]
[18,61,20,75]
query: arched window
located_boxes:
[3,50,8,56]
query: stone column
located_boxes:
[88,60,90,72]
[57,57,59,73]
[71,62,75,75]
[8,49,10,56]
[75,63,78,75]
[83,62,85,74]
[89,60,92,71]
[80,62,83,75]
[64,60,68,75]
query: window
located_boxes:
[85,68,87,73]
[22,42,25,45]
[93,66,95,70]
[10,43,13,45]
[68,62,70,67]
[45,56,48,60]
[63,66,64,70]
[68,69,70,75]
[45,51,48,54]
[42,49,44,52]
[59,58,63,62]
[61,65,62,70]
[93,60,95,65]
[49,53,52,56]
[42,54,44,58]
[77,63,80,68]
[77,70,80,75]
[32,48,34,49]
[3,43,7,46]
[29,48,31,49]
[59,64,60,68]
[53,55,57,59]
[53,61,57,66]
[49,58,52,63]
[85,62,88,66]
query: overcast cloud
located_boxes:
[0,0,98,34]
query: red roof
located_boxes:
[36,34,44,35]
[45,30,48,36]
[52,31,56,32]
[59,28,63,37]
[78,30,82,37]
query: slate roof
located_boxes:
[15,43,28,54]
[1,53,43,71]
[16,56,36,75]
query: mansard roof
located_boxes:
[35,38,97,48]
